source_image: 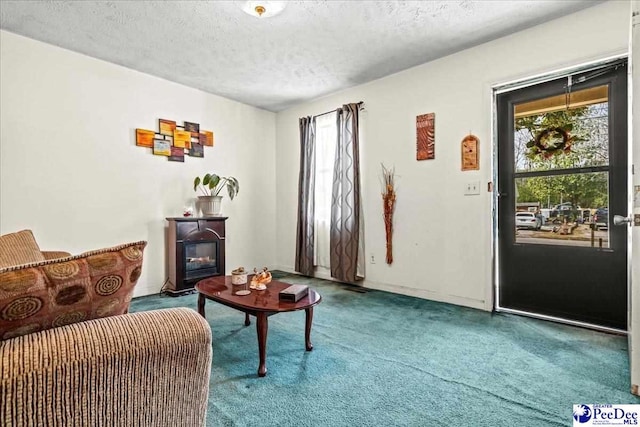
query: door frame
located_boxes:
[490,54,632,334]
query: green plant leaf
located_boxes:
[209,175,221,193]
[230,177,239,195]
[195,174,239,199]
[227,181,236,200]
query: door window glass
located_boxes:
[512,85,610,247]
[515,173,609,247]
[514,85,608,173]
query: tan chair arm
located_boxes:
[1,308,212,427]
[41,250,72,260]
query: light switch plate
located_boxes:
[464,181,480,196]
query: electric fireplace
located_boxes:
[166,217,227,295]
[185,241,218,279]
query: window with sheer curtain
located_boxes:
[296,103,364,281]
[313,112,337,268]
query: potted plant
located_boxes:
[193,173,239,216]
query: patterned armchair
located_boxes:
[0,230,212,426]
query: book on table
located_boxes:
[279,285,309,302]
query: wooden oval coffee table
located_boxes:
[195,276,322,377]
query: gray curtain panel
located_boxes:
[295,116,316,276]
[330,104,362,282]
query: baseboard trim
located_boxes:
[273,265,335,282]
[133,282,160,298]
[364,280,487,311]
[274,265,487,311]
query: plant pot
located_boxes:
[198,195,223,216]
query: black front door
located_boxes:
[497,60,628,330]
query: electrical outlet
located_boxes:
[464,181,480,196]
[370,253,376,264]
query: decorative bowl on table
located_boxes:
[231,267,248,285]
[249,267,272,290]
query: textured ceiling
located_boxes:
[0,1,601,112]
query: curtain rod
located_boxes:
[313,102,364,119]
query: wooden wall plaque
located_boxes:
[461,134,479,171]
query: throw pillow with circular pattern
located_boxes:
[0,241,147,340]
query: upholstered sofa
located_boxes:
[0,230,212,426]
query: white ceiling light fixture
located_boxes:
[240,1,287,18]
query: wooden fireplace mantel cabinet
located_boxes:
[165,217,227,296]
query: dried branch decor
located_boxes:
[381,164,396,265]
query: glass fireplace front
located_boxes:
[184,241,218,280]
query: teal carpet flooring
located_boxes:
[129,272,638,426]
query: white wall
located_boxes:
[0,31,277,297]
[275,1,630,311]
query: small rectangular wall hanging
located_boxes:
[461,134,480,171]
[174,130,191,149]
[416,113,435,160]
[168,146,185,162]
[159,119,176,136]
[136,129,155,148]
[184,121,200,137]
[189,142,204,157]
[201,131,214,147]
[153,139,171,156]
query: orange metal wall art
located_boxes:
[135,119,215,162]
[416,113,435,160]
